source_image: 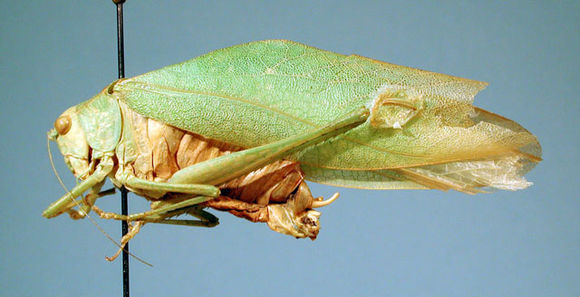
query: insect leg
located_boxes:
[106,208,218,262]
[101,198,220,262]
[169,107,370,186]
[87,173,219,221]
[66,180,107,219]
[43,156,114,218]
[94,195,214,222]
[150,207,219,227]
[106,221,145,262]
[123,175,220,197]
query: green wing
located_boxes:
[114,40,541,193]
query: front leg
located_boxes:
[66,182,113,219]
[42,156,114,218]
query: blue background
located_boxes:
[1,1,578,296]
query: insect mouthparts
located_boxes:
[48,129,58,141]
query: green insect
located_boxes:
[43,40,541,259]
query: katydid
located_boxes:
[43,40,541,259]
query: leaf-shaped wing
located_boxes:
[114,40,541,192]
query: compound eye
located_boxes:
[54,115,71,135]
